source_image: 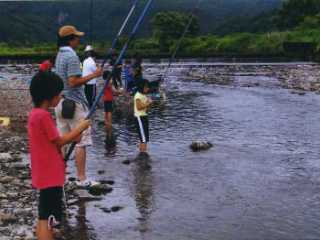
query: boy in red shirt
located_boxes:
[28,71,90,240]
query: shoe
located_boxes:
[75,179,100,188]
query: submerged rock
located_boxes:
[111,206,124,212]
[190,141,213,152]
[74,190,103,201]
[122,159,131,165]
[88,184,113,196]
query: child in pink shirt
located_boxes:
[28,71,90,240]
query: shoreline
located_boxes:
[0,55,315,65]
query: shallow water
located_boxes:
[2,63,320,239]
[55,63,320,240]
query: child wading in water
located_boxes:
[134,79,153,153]
[28,72,90,240]
[103,71,121,144]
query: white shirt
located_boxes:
[82,57,98,85]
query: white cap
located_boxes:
[85,45,94,52]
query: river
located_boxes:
[54,62,320,240]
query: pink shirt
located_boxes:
[28,108,65,189]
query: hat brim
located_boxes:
[74,31,85,37]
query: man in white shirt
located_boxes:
[83,45,98,108]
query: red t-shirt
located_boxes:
[39,60,53,72]
[104,85,113,101]
[28,108,65,189]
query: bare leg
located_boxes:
[75,146,86,181]
[37,220,54,240]
[105,112,112,138]
[139,143,147,153]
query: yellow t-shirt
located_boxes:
[134,92,148,117]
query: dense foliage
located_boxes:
[2,0,320,57]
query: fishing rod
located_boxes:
[65,0,154,162]
[161,0,202,82]
[101,0,140,67]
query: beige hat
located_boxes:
[58,25,85,38]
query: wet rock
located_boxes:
[67,198,79,206]
[111,206,124,212]
[0,176,15,184]
[290,90,306,96]
[190,141,213,152]
[122,159,131,165]
[88,184,113,196]
[74,190,103,201]
[68,177,76,182]
[100,207,111,213]
[12,162,27,170]
[0,212,17,225]
[0,153,13,162]
[99,180,115,185]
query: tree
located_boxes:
[151,11,200,51]
[276,0,320,29]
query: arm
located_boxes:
[69,71,101,88]
[136,99,152,111]
[68,56,102,87]
[53,120,91,148]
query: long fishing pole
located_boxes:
[65,0,154,162]
[101,0,140,67]
[162,0,202,82]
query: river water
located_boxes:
[55,62,320,240]
[2,62,320,239]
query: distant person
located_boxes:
[134,79,152,153]
[132,54,143,84]
[123,59,135,92]
[103,71,121,143]
[83,45,99,108]
[109,51,123,89]
[39,57,54,72]
[28,71,90,240]
[54,25,102,188]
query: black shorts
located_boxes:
[104,101,113,113]
[135,116,149,143]
[38,187,63,226]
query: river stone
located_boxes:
[100,207,111,213]
[88,184,113,196]
[99,180,115,185]
[0,212,17,225]
[122,160,131,165]
[74,190,102,201]
[111,206,124,212]
[0,176,15,184]
[0,153,12,162]
[190,141,213,152]
[12,162,27,170]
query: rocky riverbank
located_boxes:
[0,127,115,240]
[184,63,320,92]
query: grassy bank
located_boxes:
[0,28,319,61]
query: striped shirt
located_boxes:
[55,46,88,107]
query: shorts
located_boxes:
[38,187,63,227]
[55,99,93,149]
[135,115,149,143]
[104,101,113,113]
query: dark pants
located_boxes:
[112,72,122,89]
[85,84,97,108]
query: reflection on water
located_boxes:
[63,201,97,240]
[132,155,154,238]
